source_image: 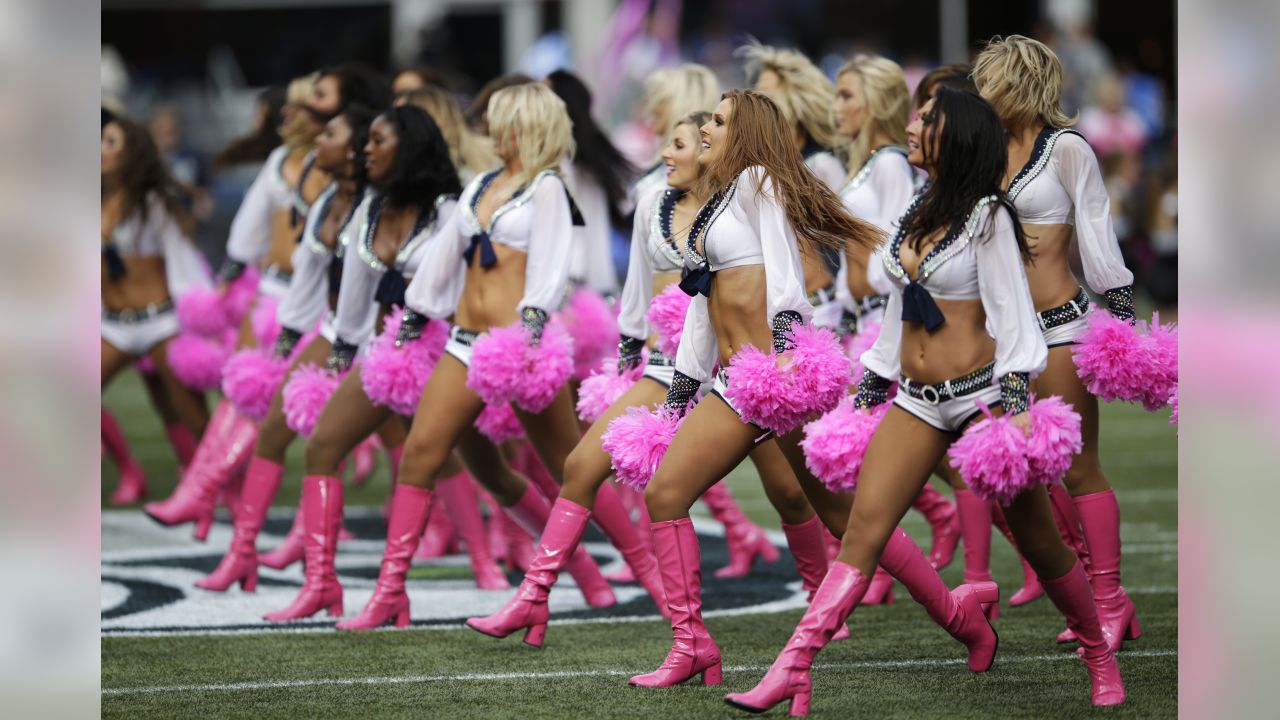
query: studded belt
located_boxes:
[855,294,889,316]
[647,348,676,367]
[102,299,175,324]
[807,284,838,306]
[263,265,293,284]
[900,363,995,406]
[1038,288,1089,331]
[450,327,480,346]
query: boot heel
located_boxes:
[395,607,411,628]
[701,663,723,686]
[971,581,1000,606]
[523,623,547,648]
[194,514,213,542]
[1126,613,1142,640]
[788,690,811,717]
[327,600,344,617]
[241,571,258,593]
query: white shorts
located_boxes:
[319,311,338,344]
[444,326,478,368]
[1041,304,1092,347]
[893,378,1002,433]
[258,265,292,299]
[102,307,180,357]
[641,350,676,388]
[855,294,889,334]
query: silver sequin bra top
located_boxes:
[841,146,909,195]
[649,188,686,269]
[883,193,1000,285]
[302,184,366,260]
[683,175,740,270]
[356,192,455,273]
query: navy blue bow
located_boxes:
[327,255,344,295]
[102,245,126,281]
[901,281,945,331]
[679,266,712,297]
[464,231,498,269]
[375,270,408,306]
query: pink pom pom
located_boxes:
[843,320,881,380]
[576,359,642,423]
[646,285,692,356]
[1072,311,1151,404]
[165,332,230,392]
[724,324,851,434]
[1140,315,1178,411]
[222,348,289,421]
[134,356,156,374]
[361,313,448,417]
[282,364,342,437]
[601,406,683,490]
[949,407,1031,506]
[800,399,889,492]
[563,289,618,380]
[176,288,229,338]
[474,403,525,443]
[1025,396,1083,485]
[467,321,575,413]
[1168,384,1178,426]
[222,267,261,324]
[250,296,282,348]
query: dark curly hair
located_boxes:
[337,104,377,184]
[374,105,461,211]
[103,115,194,237]
[321,62,393,112]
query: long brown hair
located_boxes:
[103,116,195,238]
[695,89,880,256]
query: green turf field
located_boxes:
[102,370,1177,718]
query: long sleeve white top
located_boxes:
[224,146,300,266]
[275,183,369,333]
[862,196,1047,381]
[674,167,813,383]
[107,193,212,299]
[563,162,620,295]
[617,185,683,340]
[841,147,917,296]
[1007,128,1133,294]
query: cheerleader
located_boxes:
[629,90,996,689]
[726,88,1123,714]
[144,66,390,537]
[974,35,1142,650]
[101,116,213,499]
[630,64,721,207]
[396,85,498,185]
[339,84,635,630]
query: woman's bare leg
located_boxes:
[102,338,133,388]
[1037,345,1108,497]
[772,432,849,532]
[147,337,210,436]
[559,378,667,509]
[256,337,330,464]
[514,386,583,484]
[396,355,486,491]
[305,364,394,476]
[645,397,762,522]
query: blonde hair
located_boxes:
[281,72,320,149]
[836,54,911,176]
[973,35,1076,131]
[643,64,721,143]
[487,83,575,187]
[401,86,498,179]
[737,39,842,153]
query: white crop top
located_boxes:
[563,162,620,295]
[404,169,575,320]
[105,192,212,300]
[841,147,916,296]
[617,185,685,340]
[1008,128,1133,294]
[225,146,312,266]
[674,167,813,383]
[331,193,458,348]
[804,148,847,192]
[275,183,367,334]
[862,195,1047,381]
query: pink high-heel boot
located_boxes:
[144,400,257,541]
[780,516,850,639]
[590,482,667,613]
[263,475,345,622]
[164,422,197,469]
[1048,483,1089,643]
[701,481,780,578]
[724,562,868,716]
[879,528,999,672]
[350,435,379,487]
[503,483,616,608]
[862,566,896,605]
[629,518,723,687]
[195,457,283,592]
[259,505,305,569]
[954,488,1000,620]
[1074,489,1141,652]
[604,482,644,582]
[337,483,434,630]
[103,409,149,505]
[477,486,510,568]
[990,504,1044,606]
[436,471,509,590]
[913,482,960,570]
[1040,560,1126,706]
[466,496,593,647]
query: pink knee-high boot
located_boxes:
[1073,489,1141,652]
[701,481,779,578]
[589,482,667,612]
[466,496,594,647]
[604,482,649,582]
[953,488,999,619]
[195,457,283,592]
[338,483,433,630]
[435,471,509,590]
[913,482,961,570]
[259,503,306,570]
[103,409,148,505]
[478,485,510,568]
[1039,560,1126,706]
[781,516,851,638]
[724,563,867,716]
[878,528,999,671]
[144,399,257,540]
[503,483,616,608]
[164,422,197,470]
[264,475,344,621]
[515,441,560,500]
[991,504,1043,607]
[1048,483,1089,643]
[349,435,379,487]
[629,518,723,687]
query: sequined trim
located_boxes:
[460,168,563,240]
[1038,287,1090,331]
[841,146,909,195]
[291,150,318,218]
[900,363,996,405]
[684,175,739,269]
[999,372,1030,416]
[883,194,999,284]
[649,188,685,267]
[303,184,367,260]
[356,192,451,273]
[1007,127,1084,203]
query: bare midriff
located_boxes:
[648,271,682,350]
[102,257,169,311]
[801,250,835,295]
[706,265,773,365]
[844,242,878,300]
[455,243,528,332]
[1020,223,1081,311]
[899,298,996,384]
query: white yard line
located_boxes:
[102,649,1176,697]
